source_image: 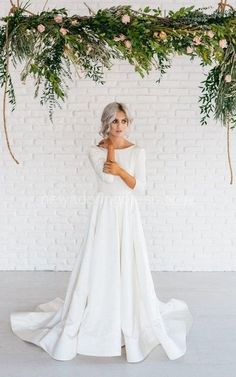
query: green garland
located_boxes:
[0,1,236,182]
[1,2,236,123]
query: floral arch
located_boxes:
[0,0,235,183]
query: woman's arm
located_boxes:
[103,160,136,189]
[132,148,146,194]
[97,139,146,192]
[106,144,115,162]
[99,139,135,188]
[119,168,136,189]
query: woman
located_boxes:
[10,102,193,363]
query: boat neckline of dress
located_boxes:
[96,144,136,150]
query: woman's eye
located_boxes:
[112,119,127,123]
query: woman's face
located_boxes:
[108,111,128,138]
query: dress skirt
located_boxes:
[10,192,193,363]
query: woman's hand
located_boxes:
[103,162,136,189]
[97,137,114,149]
[103,161,121,176]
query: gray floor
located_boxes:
[1,271,236,377]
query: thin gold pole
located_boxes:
[2,11,20,164]
[218,0,235,12]
[226,115,233,184]
[42,0,49,11]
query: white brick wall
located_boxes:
[0,0,236,271]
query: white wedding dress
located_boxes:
[10,143,193,363]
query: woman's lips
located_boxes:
[116,130,122,133]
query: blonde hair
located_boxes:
[99,102,133,138]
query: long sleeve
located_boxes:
[133,147,146,194]
[88,145,114,183]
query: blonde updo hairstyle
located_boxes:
[99,102,133,138]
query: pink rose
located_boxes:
[121,14,130,24]
[159,31,167,40]
[119,34,126,41]
[60,27,69,35]
[193,36,202,45]
[207,30,215,38]
[124,39,132,49]
[187,46,193,54]
[113,36,121,41]
[224,74,232,82]
[54,15,63,23]
[71,19,78,25]
[219,39,228,48]
[37,24,45,33]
